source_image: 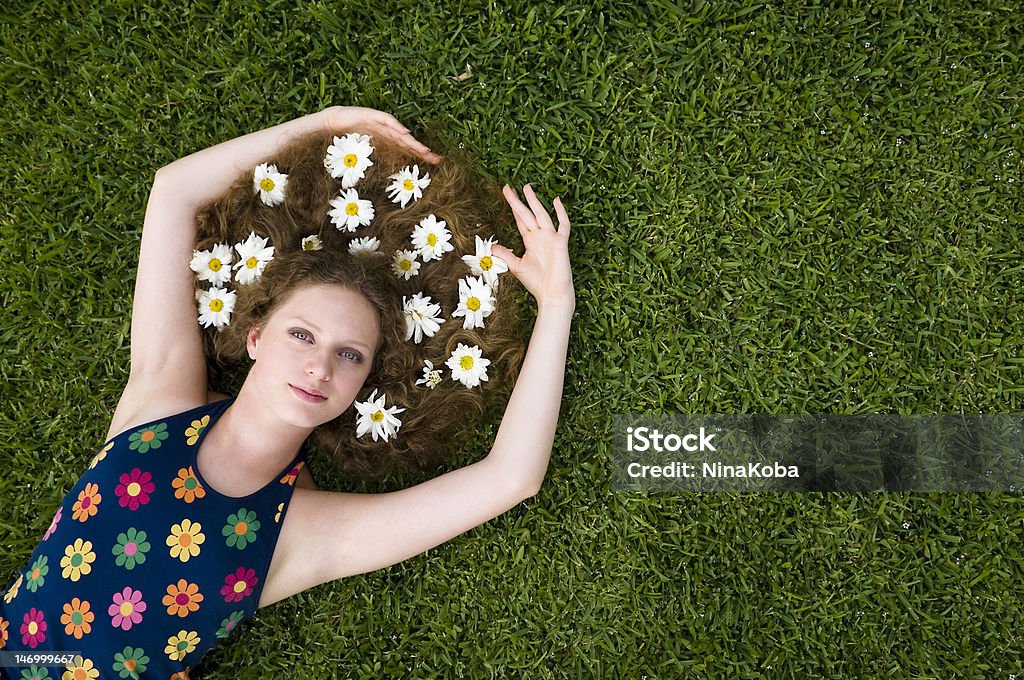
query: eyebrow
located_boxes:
[288,316,375,354]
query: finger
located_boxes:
[553,196,571,237]
[490,243,521,275]
[502,185,537,232]
[522,184,554,230]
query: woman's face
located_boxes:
[244,283,381,430]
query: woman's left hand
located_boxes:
[493,184,575,310]
[323,106,442,164]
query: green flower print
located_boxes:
[26,555,48,592]
[222,508,260,550]
[128,422,168,452]
[112,646,149,679]
[112,528,151,570]
[20,666,51,680]
[216,610,246,639]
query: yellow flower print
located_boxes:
[62,655,99,680]
[167,519,205,562]
[72,483,101,522]
[165,630,200,661]
[61,539,96,581]
[274,502,284,523]
[3,573,21,603]
[89,441,114,469]
[184,415,210,446]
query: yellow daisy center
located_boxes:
[209,258,222,272]
[460,355,475,370]
[246,256,258,269]
[260,177,275,191]
[403,179,414,191]
[371,411,384,422]
[346,202,359,215]
[399,259,412,271]
[426,233,437,246]
[344,153,358,167]
[480,256,493,270]
[209,299,224,313]
[303,240,316,251]
[467,296,481,311]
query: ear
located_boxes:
[246,325,261,361]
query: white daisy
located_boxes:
[391,249,421,280]
[329,188,375,232]
[416,360,443,389]
[324,133,374,188]
[411,214,454,262]
[189,243,233,286]
[451,276,496,330]
[446,344,491,388]
[197,286,237,329]
[386,165,431,208]
[402,293,444,344]
[349,236,381,258]
[253,163,288,206]
[354,389,405,442]
[301,235,323,251]
[461,235,509,287]
[233,232,275,285]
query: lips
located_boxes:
[289,384,327,403]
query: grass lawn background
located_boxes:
[1,1,1022,677]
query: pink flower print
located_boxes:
[108,586,147,630]
[220,567,258,603]
[43,506,62,541]
[21,608,47,648]
[115,468,155,511]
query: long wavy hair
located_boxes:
[192,129,526,480]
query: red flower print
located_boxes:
[279,461,304,485]
[115,468,155,511]
[220,567,258,603]
[20,608,46,648]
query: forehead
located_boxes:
[272,284,380,346]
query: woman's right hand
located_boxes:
[323,106,442,164]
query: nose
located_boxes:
[305,351,332,381]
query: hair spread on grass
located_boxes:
[193,130,526,480]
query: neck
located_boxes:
[211,389,312,471]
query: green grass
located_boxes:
[2,0,1023,677]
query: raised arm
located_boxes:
[108,108,439,439]
[265,186,574,600]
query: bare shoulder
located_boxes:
[105,387,232,442]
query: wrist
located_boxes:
[536,295,576,315]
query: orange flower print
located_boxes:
[279,461,304,485]
[170,668,191,680]
[163,579,203,618]
[184,415,210,446]
[0,615,8,648]
[60,597,94,639]
[172,467,206,504]
[72,483,102,522]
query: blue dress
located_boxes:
[0,398,307,679]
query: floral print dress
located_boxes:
[0,399,308,679]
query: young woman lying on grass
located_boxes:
[0,106,574,679]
